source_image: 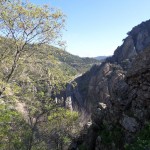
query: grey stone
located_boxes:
[120,116,139,132]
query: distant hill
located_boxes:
[93,56,108,61]
[46,45,100,73]
[0,37,100,87]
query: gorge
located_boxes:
[0,1,150,149]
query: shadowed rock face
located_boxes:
[126,46,150,123]
[68,20,150,150]
[71,19,150,112]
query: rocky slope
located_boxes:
[68,20,150,150]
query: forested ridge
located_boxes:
[0,26,99,150]
[0,1,99,149]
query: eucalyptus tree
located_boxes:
[0,0,65,83]
[0,1,80,150]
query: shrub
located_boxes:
[125,123,150,150]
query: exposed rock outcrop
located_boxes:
[107,20,150,65]
[68,20,150,150]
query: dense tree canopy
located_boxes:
[0,1,81,150]
[0,0,65,82]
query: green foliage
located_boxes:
[0,103,31,150]
[48,108,78,126]
[78,144,87,150]
[0,83,79,150]
[71,81,77,88]
[63,136,71,144]
[0,1,97,150]
[0,0,65,45]
[47,45,100,73]
[98,124,123,148]
[0,0,65,83]
[125,123,150,150]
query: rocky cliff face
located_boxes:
[107,20,150,65]
[91,45,150,150]
[68,20,150,150]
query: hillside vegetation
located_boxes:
[0,38,99,150]
[0,1,99,149]
[0,37,99,88]
[47,45,100,73]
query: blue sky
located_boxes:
[30,0,150,57]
